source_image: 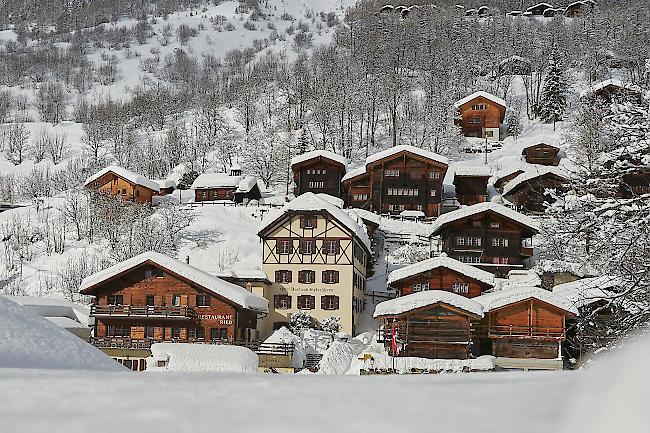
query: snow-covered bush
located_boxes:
[320,316,341,334]
[290,310,314,334]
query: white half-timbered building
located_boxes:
[257,193,371,337]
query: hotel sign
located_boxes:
[198,314,234,326]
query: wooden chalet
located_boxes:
[492,167,526,191]
[387,256,495,298]
[564,0,594,17]
[191,169,261,204]
[521,143,561,166]
[620,169,650,198]
[525,2,554,15]
[542,7,560,17]
[502,168,568,213]
[497,56,531,76]
[342,145,449,218]
[84,165,161,205]
[79,251,268,370]
[374,291,484,359]
[580,79,643,104]
[427,202,539,277]
[454,91,507,141]
[291,150,347,199]
[453,166,491,205]
[475,287,578,359]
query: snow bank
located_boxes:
[79,251,268,312]
[364,354,496,373]
[475,286,579,315]
[387,256,495,287]
[0,296,122,371]
[374,290,484,318]
[5,295,90,325]
[147,343,258,373]
[318,341,356,375]
[263,327,306,368]
[84,165,160,192]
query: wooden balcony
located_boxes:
[90,305,197,320]
[89,337,294,356]
[489,325,565,340]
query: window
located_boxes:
[353,193,368,201]
[416,204,423,211]
[172,294,181,307]
[274,295,292,310]
[107,324,130,337]
[471,103,488,110]
[486,131,494,137]
[323,240,339,255]
[107,295,124,305]
[196,295,211,307]
[210,328,228,341]
[457,237,465,246]
[492,238,509,247]
[430,189,437,197]
[500,257,509,265]
[145,267,163,279]
[308,181,325,189]
[490,222,500,228]
[469,117,481,124]
[275,270,292,284]
[277,239,292,254]
[196,327,205,339]
[297,295,315,310]
[145,326,154,338]
[172,327,181,339]
[301,239,314,254]
[146,295,155,306]
[429,171,440,179]
[411,172,422,179]
[452,282,469,294]
[121,188,127,194]
[321,295,340,310]
[300,217,317,229]
[322,270,339,284]
[472,220,482,227]
[458,256,481,264]
[188,328,196,339]
[200,191,208,199]
[413,281,430,292]
[298,270,316,284]
[384,169,400,177]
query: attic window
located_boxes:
[300,217,317,229]
[472,220,482,227]
[490,222,500,228]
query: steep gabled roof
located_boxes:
[579,79,642,99]
[453,91,507,110]
[365,145,448,167]
[79,252,268,312]
[84,165,160,192]
[427,202,539,236]
[475,286,578,315]
[374,290,484,318]
[341,166,367,183]
[502,167,568,197]
[290,150,348,169]
[387,256,495,287]
[258,192,371,252]
[522,142,560,153]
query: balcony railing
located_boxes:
[90,305,197,320]
[489,325,565,339]
[89,337,294,356]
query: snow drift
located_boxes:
[147,343,259,373]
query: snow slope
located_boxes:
[0,296,122,371]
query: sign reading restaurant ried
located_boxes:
[198,314,234,325]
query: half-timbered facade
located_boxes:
[79,252,268,370]
[342,145,449,218]
[454,91,507,141]
[291,150,347,198]
[521,143,561,166]
[428,202,539,277]
[387,256,495,298]
[257,193,371,337]
[453,167,492,205]
[502,169,568,213]
[475,287,578,359]
[374,291,484,359]
[84,165,161,205]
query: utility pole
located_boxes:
[485,135,488,165]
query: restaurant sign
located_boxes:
[198,314,234,326]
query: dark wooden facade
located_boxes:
[504,172,567,213]
[522,143,560,166]
[526,3,553,15]
[82,262,259,355]
[343,149,448,217]
[391,268,492,299]
[194,183,261,204]
[453,174,490,205]
[564,1,594,17]
[434,210,537,277]
[377,303,481,359]
[292,155,346,198]
[455,94,506,139]
[484,299,574,359]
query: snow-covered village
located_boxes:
[0,0,648,432]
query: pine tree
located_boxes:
[506,109,521,140]
[297,128,309,155]
[538,50,568,128]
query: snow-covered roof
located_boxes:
[213,269,271,283]
[552,276,623,308]
[237,176,259,193]
[427,202,540,236]
[366,145,448,167]
[387,256,495,287]
[522,142,560,152]
[535,259,599,278]
[526,3,554,12]
[84,165,160,192]
[191,173,258,193]
[502,167,568,197]
[491,165,527,185]
[316,193,344,209]
[453,165,492,177]
[341,166,367,182]
[579,79,642,98]
[374,290,484,318]
[475,286,578,315]
[400,210,425,218]
[79,252,268,312]
[5,295,90,325]
[345,208,381,226]
[258,193,371,252]
[44,316,89,330]
[453,91,507,109]
[290,150,348,169]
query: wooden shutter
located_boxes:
[334,271,339,283]
[275,271,280,282]
[333,296,339,309]
[274,295,280,309]
[322,271,327,283]
[335,240,340,255]
[180,295,188,306]
[276,240,281,254]
[287,271,293,283]
[298,271,304,283]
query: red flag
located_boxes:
[391,323,399,356]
